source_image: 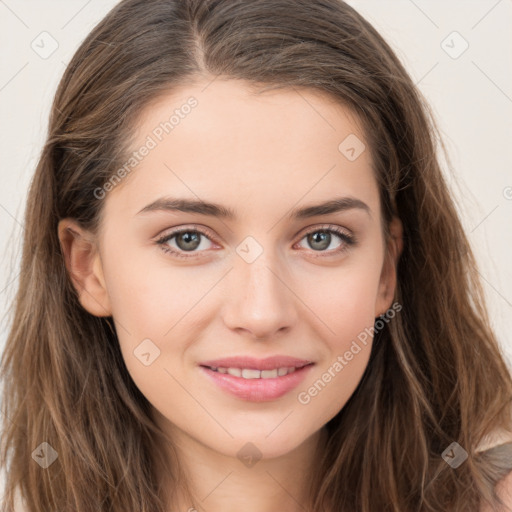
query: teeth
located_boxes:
[211,366,300,379]
[242,369,261,379]
[227,367,242,377]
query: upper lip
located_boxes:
[199,356,314,371]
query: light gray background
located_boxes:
[1,0,511,494]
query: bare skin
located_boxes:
[58,77,403,512]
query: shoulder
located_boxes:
[476,427,512,454]
[477,425,512,512]
[480,468,512,512]
[13,486,27,512]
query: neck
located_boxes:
[155,420,329,512]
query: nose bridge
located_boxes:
[222,238,297,339]
[242,253,283,300]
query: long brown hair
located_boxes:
[1,1,511,510]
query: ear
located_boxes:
[375,215,404,317]
[57,218,112,317]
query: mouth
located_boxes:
[198,356,315,402]
[201,363,311,379]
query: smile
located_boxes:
[199,362,315,402]
[206,366,300,379]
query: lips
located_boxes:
[198,355,315,401]
[199,355,313,371]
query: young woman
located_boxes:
[1,1,511,511]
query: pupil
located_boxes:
[178,232,200,251]
[309,231,330,250]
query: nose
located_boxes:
[221,250,298,341]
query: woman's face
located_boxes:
[64,79,401,461]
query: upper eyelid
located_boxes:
[156,225,217,244]
[296,223,352,238]
[157,223,352,240]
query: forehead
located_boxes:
[102,79,379,223]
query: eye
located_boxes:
[155,224,356,259]
[294,224,356,256]
[156,226,217,259]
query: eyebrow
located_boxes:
[136,195,371,220]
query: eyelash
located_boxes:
[155,224,356,259]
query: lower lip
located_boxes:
[199,364,314,402]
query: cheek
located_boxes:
[294,252,383,415]
[101,255,196,412]
[101,243,199,334]
[300,253,383,341]
[297,344,372,428]
[296,287,377,422]
[101,247,220,385]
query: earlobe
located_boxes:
[375,216,404,317]
[57,219,112,317]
